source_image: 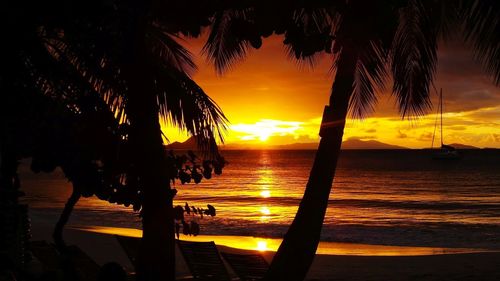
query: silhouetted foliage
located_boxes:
[95,147,225,215]
[1,1,228,275]
[3,1,497,280]
[201,1,500,280]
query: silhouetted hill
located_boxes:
[341,139,407,149]
[448,143,479,149]
[275,142,318,150]
[165,136,197,150]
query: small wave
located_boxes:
[176,195,500,212]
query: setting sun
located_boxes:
[259,132,271,142]
[231,119,303,143]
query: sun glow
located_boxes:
[231,119,303,143]
[259,132,271,142]
[256,241,268,251]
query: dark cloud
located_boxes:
[466,106,500,121]
[370,41,500,117]
[441,89,499,113]
[434,41,500,113]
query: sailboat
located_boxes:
[431,89,460,160]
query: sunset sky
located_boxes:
[163,33,500,149]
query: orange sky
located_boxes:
[163,34,500,149]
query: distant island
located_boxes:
[166,136,412,150]
[165,136,488,150]
[274,138,409,150]
[447,143,479,149]
[164,136,199,150]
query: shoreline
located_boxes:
[31,223,500,280]
[74,225,495,256]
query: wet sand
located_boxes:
[31,224,500,280]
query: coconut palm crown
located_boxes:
[202,1,499,280]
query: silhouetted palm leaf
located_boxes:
[391,0,438,117]
[349,41,389,118]
[148,26,197,76]
[153,63,228,155]
[203,9,255,75]
[283,8,335,67]
[461,0,500,85]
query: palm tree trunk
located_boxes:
[127,72,175,281]
[53,189,81,251]
[264,47,359,281]
[121,2,175,280]
[123,30,175,281]
[0,148,19,204]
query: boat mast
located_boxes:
[440,88,443,147]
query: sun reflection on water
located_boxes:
[260,190,271,198]
[257,241,268,251]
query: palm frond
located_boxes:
[202,9,254,75]
[148,26,197,77]
[40,34,127,122]
[349,41,389,119]
[283,8,336,68]
[153,63,228,157]
[461,0,500,85]
[391,0,438,117]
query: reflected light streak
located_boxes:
[257,241,268,251]
[260,207,271,215]
[260,190,271,198]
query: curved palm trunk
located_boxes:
[53,189,81,251]
[264,47,359,281]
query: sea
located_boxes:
[20,149,500,251]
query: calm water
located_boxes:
[20,149,500,249]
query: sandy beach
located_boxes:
[30,223,500,280]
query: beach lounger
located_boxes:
[66,245,101,281]
[115,236,232,281]
[29,241,100,281]
[220,252,269,281]
[29,241,61,272]
[177,240,232,281]
[115,235,141,269]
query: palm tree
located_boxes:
[93,3,225,280]
[2,2,226,279]
[203,1,499,280]
[59,2,230,280]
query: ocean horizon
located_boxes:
[20,149,500,251]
